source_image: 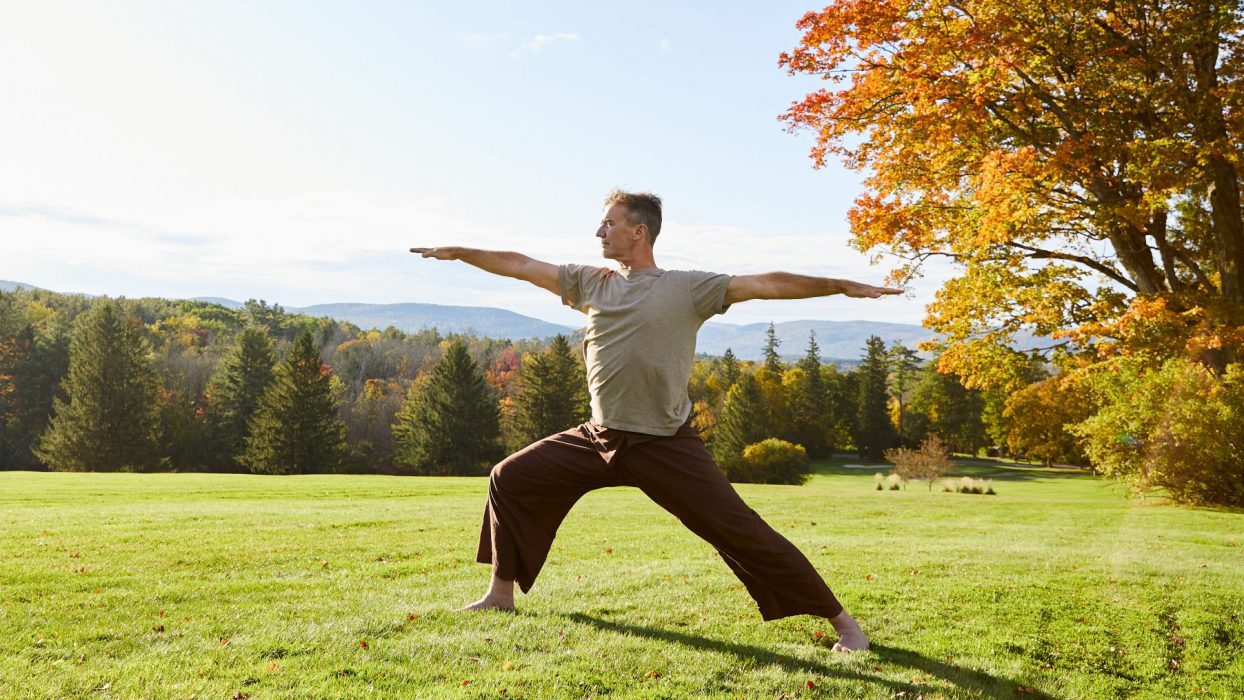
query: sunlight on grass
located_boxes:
[1,463,1241,698]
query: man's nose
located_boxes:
[595,227,606,238]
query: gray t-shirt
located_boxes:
[559,264,732,436]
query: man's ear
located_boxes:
[634,223,647,241]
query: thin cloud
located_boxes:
[515,32,580,54]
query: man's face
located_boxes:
[596,204,642,260]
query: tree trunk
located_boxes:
[1190,0,1244,302]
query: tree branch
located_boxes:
[1005,242,1139,291]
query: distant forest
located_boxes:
[2,287,1075,479]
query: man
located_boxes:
[411,190,901,653]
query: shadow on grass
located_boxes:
[565,613,1058,699]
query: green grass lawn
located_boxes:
[1,461,1241,699]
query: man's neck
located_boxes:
[617,253,658,270]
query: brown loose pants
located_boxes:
[475,420,844,621]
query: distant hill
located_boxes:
[9,281,1043,359]
[191,296,244,310]
[0,279,42,292]
[289,302,577,340]
[189,297,943,355]
[696,319,939,362]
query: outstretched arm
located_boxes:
[410,247,559,296]
[724,272,903,305]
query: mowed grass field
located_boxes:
[1,461,1241,699]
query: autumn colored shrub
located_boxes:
[884,436,953,491]
[1072,359,1244,507]
[722,438,810,485]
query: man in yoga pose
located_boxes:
[411,190,901,652]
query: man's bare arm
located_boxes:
[410,247,559,295]
[724,272,903,304]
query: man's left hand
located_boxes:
[843,282,905,298]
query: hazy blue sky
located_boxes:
[2,1,949,327]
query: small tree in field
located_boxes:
[885,435,953,491]
[241,330,346,474]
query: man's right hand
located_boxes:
[410,247,463,260]
[408,247,561,296]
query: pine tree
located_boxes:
[719,348,741,391]
[713,373,769,466]
[240,329,345,474]
[35,300,160,471]
[910,367,987,455]
[855,335,897,460]
[393,340,500,475]
[887,343,923,446]
[0,319,70,468]
[207,326,276,468]
[762,323,784,373]
[510,335,589,447]
[791,332,833,458]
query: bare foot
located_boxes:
[460,595,515,612]
[461,575,516,612]
[829,610,870,653]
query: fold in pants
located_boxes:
[476,421,843,621]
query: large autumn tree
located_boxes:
[781,0,1244,386]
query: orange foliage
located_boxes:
[781,0,1244,384]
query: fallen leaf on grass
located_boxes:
[219,638,230,646]
[645,670,662,679]
[359,640,368,650]
[407,613,419,622]
[813,630,824,639]
[866,574,874,581]
[806,679,816,689]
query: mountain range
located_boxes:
[2,279,995,362]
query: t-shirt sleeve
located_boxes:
[686,270,733,320]
[559,264,607,312]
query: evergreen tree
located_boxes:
[791,332,833,458]
[0,320,70,468]
[510,335,589,447]
[240,330,345,474]
[35,300,160,471]
[762,322,784,373]
[393,340,500,475]
[713,373,769,466]
[887,343,923,446]
[910,367,988,456]
[207,326,276,468]
[719,348,741,391]
[855,335,897,460]
[827,367,858,452]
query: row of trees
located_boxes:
[0,289,1001,475]
[4,284,1237,504]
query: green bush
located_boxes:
[1072,358,1244,507]
[722,438,811,485]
